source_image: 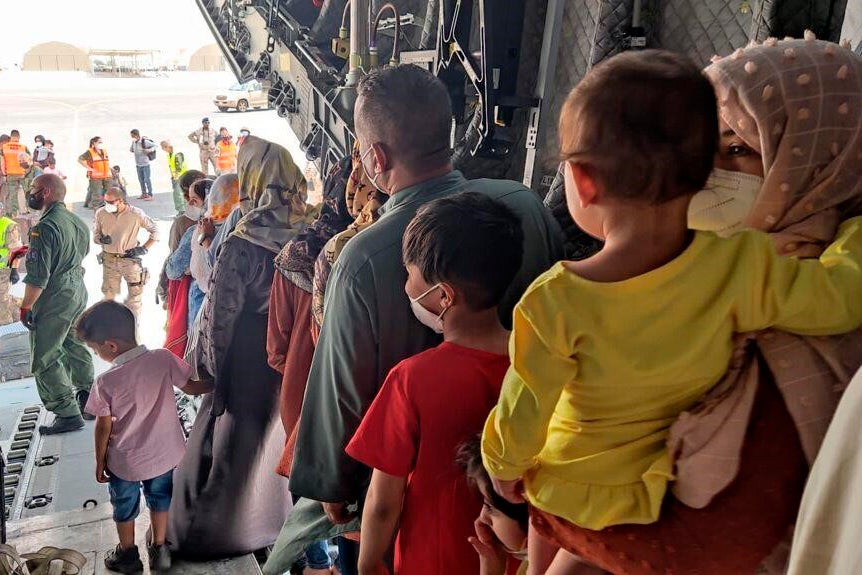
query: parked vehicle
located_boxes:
[213,80,269,112]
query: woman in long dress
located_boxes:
[169,136,310,558]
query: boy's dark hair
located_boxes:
[130,129,140,137]
[403,192,523,311]
[559,49,718,204]
[457,437,529,529]
[178,170,206,198]
[112,165,121,172]
[75,301,136,345]
[10,130,20,138]
[190,178,212,202]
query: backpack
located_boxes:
[142,137,157,161]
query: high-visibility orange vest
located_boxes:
[217,140,237,172]
[2,142,27,177]
[87,148,111,179]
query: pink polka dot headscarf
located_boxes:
[705,34,862,256]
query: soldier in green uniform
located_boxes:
[20,173,95,435]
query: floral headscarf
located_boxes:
[311,143,389,337]
[231,136,310,254]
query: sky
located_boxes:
[1,0,216,67]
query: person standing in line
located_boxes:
[77,300,213,574]
[78,136,111,209]
[19,174,94,435]
[93,187,159,319]
[215,128,237,175]
[130,129,156,201]
[187,118,218,176]
[2,130,30,215]
[161,140,187,215]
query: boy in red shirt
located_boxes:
[346,192,524,575]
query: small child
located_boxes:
[77,301,213,574]
[41,157,66,180]
[458,437,529,575]
[346,192,524,575]
[111,165,127,196]
[481,49,862,573]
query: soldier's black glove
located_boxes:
[99,234,113,245]
[9,268,19,285]
[20,307,35,330]
[124,246,148,258]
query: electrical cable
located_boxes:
[370,2,401,64]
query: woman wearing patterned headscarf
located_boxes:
[169,136,309,557]
[531,38,862,575]
[673,35,862,504]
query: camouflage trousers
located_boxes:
[5,176,26,217]
[101,253,148,318]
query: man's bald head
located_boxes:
[34,174,66,204]
[355,65,452,172]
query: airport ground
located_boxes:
[0,71,307,521]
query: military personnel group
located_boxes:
[0,119,244,434]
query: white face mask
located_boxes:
[95,143,104,150]
[360,145,387,193]
[408,283,448,334]
[688,168,763,237]
[104,202,119,214]
[185,205,204,221]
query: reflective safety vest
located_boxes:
[217,140,237,173]
[167,151,186,179]
[2,142,27,177]
[0,217,16,269]
[87,148,111,179]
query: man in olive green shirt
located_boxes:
[279,66,562,567]
[21,174,94,435]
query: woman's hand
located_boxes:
[469,518,508,575]
[198,217,216,240]
[492,476,525,504]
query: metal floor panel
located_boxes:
[7,506,263,574]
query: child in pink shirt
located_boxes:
[77,301,212,574]
[41,157,66,180]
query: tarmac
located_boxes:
[0,72,306,570]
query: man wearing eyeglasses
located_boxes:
[93,187,159,319]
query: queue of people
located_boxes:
[6,34,862,575]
